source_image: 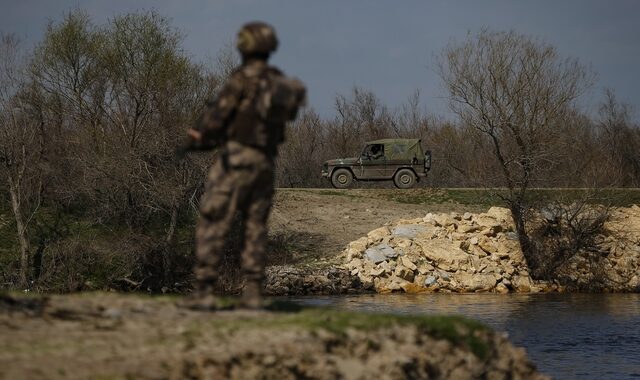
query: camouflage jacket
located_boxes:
[195,59,285,156]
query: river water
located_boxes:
[290,293,640,379]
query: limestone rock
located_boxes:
[392,236,413,249]
[424,276,438,286]
[346,248,363,261]
[434,214,458,227]
[348,237,369,253]
[417,263,434,275]
[512,275,534,292]
[367,227,391,243]
[458,223,479,234]
[393,224,429,238]
[454,273,498,292]
[400,256,418,271]
[486,207,513,225]
[495,282,510,294]
[364,244,398,264]
[345,205,640,293]
[401,282,428,293]
[474,215,502,230]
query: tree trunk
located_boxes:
[165,203,178,245]
[509,203,537,276]
[162,203,179,286]
[8,181,30,287]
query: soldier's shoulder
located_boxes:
[267,65,284,76]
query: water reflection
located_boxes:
[290,293,640,380]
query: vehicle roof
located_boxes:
[364,138,424,160]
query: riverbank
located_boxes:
[3,188,640,294]
[291,292,640,380]
[0,292,548,380]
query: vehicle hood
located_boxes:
[324,157,358,166]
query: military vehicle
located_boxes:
[321,138,432,188]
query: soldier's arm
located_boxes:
[189,72,244,145]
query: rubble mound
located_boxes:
[343,206,640,293]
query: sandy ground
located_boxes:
[268,189,483,262]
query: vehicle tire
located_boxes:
[331,168,354,189]
[393,169,416,189]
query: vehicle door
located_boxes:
[358,144,386,179]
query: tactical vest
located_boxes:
[228,62,306,155]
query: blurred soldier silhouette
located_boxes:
[184,21,305,309]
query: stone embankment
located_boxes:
[343,206,640,293]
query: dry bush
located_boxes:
[527,200,611,289]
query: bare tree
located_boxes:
[597,89,640,187]
[0,34,44,286]
[438,29,593,264]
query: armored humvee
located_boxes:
[321,138,431,189]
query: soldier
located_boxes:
[185,22,305,309]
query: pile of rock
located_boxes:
[265,265,360,295]
[343,206,640,293]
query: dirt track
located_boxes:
[268,189,485,263]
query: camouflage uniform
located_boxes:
[189,22,304,307]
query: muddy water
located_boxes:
[290,293,640,379]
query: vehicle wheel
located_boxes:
[393,169,416,189]
[331,168,354,189]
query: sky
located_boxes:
[2,0,640,120]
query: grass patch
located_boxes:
[208,304,491,359]
[367,188,640,207]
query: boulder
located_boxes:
[474,215,502,230]
[401,282,428,293]
[424,276,438,286]
[415,239,470,272]
[422,213,436,224]
[512,275,534,292]
[391,236,413,249]
[417,263,435,275]
[392,224,430,238]
[486,207,513,225]
[367,227,391,243]
[349,237,369,251]
[345,248,363,261]
[495,282,510,294]
[394,265,415,282]
[364,244,398,264]
[348,258,363,269]
[454,273,498,292]
[434,214,458,228]
[478,239,500,255]
[375,275,409,293]
[400,256,418,271]
[458,223,479,234]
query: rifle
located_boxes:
[175,138,217,160]
[175,127,222,160]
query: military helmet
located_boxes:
[236,21,278,55]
